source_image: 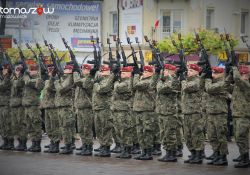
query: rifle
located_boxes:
[103,37,116,71]
[144,36,164,71]
[135,37,145,72]
[59,33,81,75]
[126,33,141,73]
[0,42,14,72]
[26,43,48,79]
[13,38,28,72]
[117,37,129,67]
[224,29,238,67]
[194,31,211,78]
[42,36,63,77]
[171,34,187,79]
[87,36,102,71]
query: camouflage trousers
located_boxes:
[152,113,161,145]
[94,109,113,146]
[11,106,27,140]
[183,113,205,151]
[112,125,121,144]
[135,111,155,149]
[176,113,184,149]
[25,106,42,141]
[112,110,133,147]
[0,106,12,139]
[58,107,75,145]
[76,108,93,145]
[45,108,60,142]
[207,113,228,155]
[235,117,250,155]
[131,111,139,144]
[159,114,178,151]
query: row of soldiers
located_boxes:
[0,55,250,168]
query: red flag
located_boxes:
[154,19,159,29]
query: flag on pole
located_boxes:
[154,19,160,29]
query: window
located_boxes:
[206,8,214,29]
[110,12,118,35]
[160,9,183,39]
[241,10,249,35]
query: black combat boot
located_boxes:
[16,138,27,151]
[0,137,8,150]
[234,153,250,168]
[49,141,59,153]
[176,145,183,157]
[158,150,177,162]
[31,140,41,152]
[5,138,14,150]
[81,145,93,156]
[111,143,122,153]
[27,140,36,152]
[184,150,196,163]
[75,144,87,156]
[44,141,52,149]
[99,146,111,157]
[59,144,73,154]
[134,149,146,160]
[136,148,153,160]
[190,150,203,164]
[207,151,220,165]
[117,146,132,159]
[152,144,162,155]
[233,155,242,162]
[213,154,228,166]
[131,143,141,154]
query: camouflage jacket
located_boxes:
[54,74,74,107]
[111,77,133,111]
[205,78,229,114]
[181,75,203,115]
[0,74,11,106]
[40,76,57,109]
[73,72,94,109]
[156,75,180,115]
[22,74,44,107]
[231,67,250,118]
[92,74,114,111]
[10,74,25,107]
[133,74,158,112]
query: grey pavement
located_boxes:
[0,136,249,175]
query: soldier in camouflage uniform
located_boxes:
[176,93,183,157]
[42,65,61,153]
[22,64,44,152]
[74,64,95,156]
[54,62,75,154]
[230,66,250,168]
[10,62,27,151]
[181,64,204,164]
[111,66,134,159]
[204,67,229,166]
[0,63,14,150]
[133,65,158,160]
[92,65,114,157]
[157,64,180,162]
